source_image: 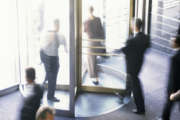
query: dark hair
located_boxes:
[135,18,143,30]
[26,67,35,81]
[175,35,180,46]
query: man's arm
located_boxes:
[121,38,134,54]
[112,39,134,54]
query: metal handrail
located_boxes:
[82,52,122,56]
[151,34,170,42]
[152,0,180,10]
[151,21,177,29]
[151,13,180,23]
[151,27,177,36]
[82,46,106,49]
[151,41,173,50]
[82,38,105,42]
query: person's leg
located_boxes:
[87,55,93,78]
[162,98,174,120]
[47,71,55,99]
[91,55,98,84]
[43,63,49,84]
[125,74,133,97]
[132,76,145,112]
[87,55,97,78]
[40,51,48,84]
[47,57,59,101]
[47,57,54,99]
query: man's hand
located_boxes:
[170,93,176,101]
[170,90,180,101]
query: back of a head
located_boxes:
[26,67,36,81]
[135,18,143,31]
[89,6,94,14]
[36,106,55,120]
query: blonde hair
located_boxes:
[36,106,55,120]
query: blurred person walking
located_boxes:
[84,6,105,85]
[40,19,67,102]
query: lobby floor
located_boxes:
[0,49,180,120]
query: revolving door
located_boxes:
[17,0,134,117]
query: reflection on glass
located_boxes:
[82,0,130,89]
[150,0,180,53]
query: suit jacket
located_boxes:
[167,50,180,95]
[20,84,44,120]
[122,32,150,76]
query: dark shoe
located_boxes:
[132,109,145,115]
[48,97,60,102]
[114,92,124,99]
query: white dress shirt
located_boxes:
[40,31,67,56]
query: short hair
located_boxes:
[135,18,143,30]
[36,106,55,120]
[175,35,180,46]
[25,67,35,81]
[89,6,94,13]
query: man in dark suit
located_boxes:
[115,18,150,114]
[158,35,180,120]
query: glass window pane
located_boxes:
[18,0,70,111]
[81,0,130,89]
[0,0,19,90]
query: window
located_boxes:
[0,0,19,90]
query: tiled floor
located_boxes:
[0,49,180,120]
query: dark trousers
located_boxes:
[162,98,174,120]
[162,94,180,120]
[126,74,145,112]
[40,50,59,98]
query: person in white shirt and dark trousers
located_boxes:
[40,19,67,102]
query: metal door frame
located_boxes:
[76,0,135,94]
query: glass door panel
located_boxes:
[17,0,74,114]
[81,0,132,90]
[0,0,19,90]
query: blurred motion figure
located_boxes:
[84,6,105,85]
[158,35,180,120]
[20,67,44,120]
[40,19,67,102]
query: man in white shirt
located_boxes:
[40,19,67,102]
